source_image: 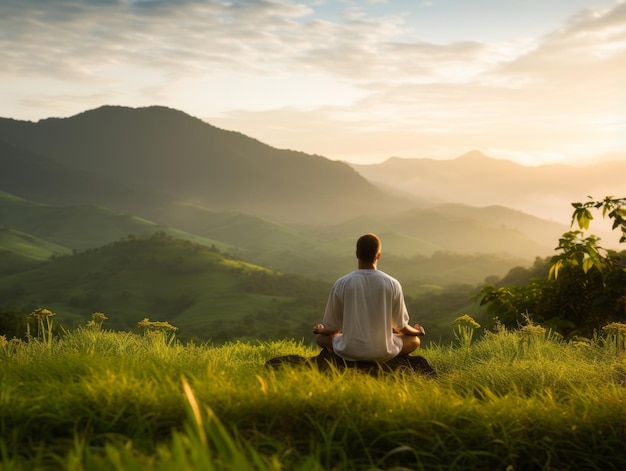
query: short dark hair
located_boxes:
[356,233,381,263]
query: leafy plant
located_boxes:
[478,197,626,338]
[601,321,626,352]
[137,317,179,346]
[27,307,56,347]
[549,196,626,280]
[452,314,481,351]
[85,311,109,330]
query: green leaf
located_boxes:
[576,209,593,230]
[548,260,562,280]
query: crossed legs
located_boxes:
[315,332,420,357]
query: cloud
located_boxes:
[1,0,624,164]
[1,0,459,84]
[0,0,316,80]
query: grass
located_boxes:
[1,315,625,470]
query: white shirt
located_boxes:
[322,269,409,362]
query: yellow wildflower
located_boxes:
[453,314,481,329]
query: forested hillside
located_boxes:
[0,233,328,343]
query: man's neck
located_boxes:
[358,260,377,270]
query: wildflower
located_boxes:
[602,322,626,335]
[91,312,109,323]
[0,335,6,347]
[29,308,55,320]
[453,314,481,329]
[137,318,178,333]
[453,314,481,351]
[519,323,547,338]
[602,322,626,351]
[137,318,152,330]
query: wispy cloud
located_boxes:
[1,0,624,164]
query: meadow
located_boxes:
[1,313,625,470]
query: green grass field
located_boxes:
[1,314,624,470]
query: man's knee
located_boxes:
[401,335,420,355]
[316,334,334,351]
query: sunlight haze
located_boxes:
[1,0,624,166]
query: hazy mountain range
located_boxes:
[2,104,623,262]
[351,151,625,228]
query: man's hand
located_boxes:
[399,323,425,336]
[313,323,325,334]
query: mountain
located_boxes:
[351,150,626,229]
[1,104,609,286]
[1,106,599,258]
[0,190,540,285]
[309,203,563,259]
[0,190,233,253]
[0,106,411,224]
[0,139,147,211]
[148,199,560,277]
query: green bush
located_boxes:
[479,197,626,338]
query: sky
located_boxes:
[1,0,625,166]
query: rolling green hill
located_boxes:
[0,190,233,253]
[0,225,70,261]
[153,201,318,257]
[0,248,46,277]
[0,183,561,345]
[310,205,556,259]
[0,233,328,343]
[152,200,533,285]
[0,228,504,344]
[0,190,532,290]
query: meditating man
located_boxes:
[313,233,425,362]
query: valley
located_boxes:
[1,105,621,344]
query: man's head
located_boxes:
[356,233,381,263]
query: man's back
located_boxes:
[313,233,423,361]
[322,269,409,362]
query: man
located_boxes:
[313,233,425,362]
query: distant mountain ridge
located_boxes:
[0,105,411,224]
[351,150,626,227]
[1,104,616,265]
